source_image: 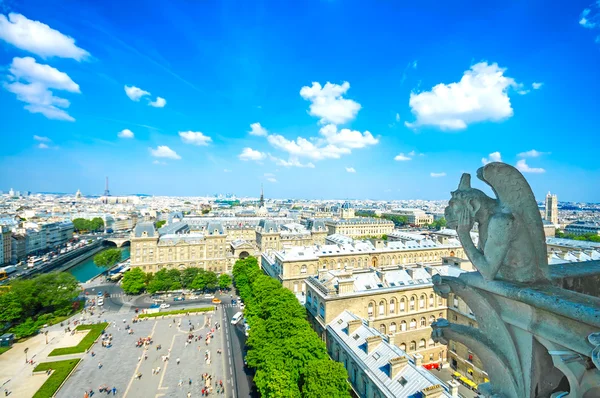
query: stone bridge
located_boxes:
[103,235,131,247]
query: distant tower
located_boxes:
[545,191,558,225]
[259,184,265,208]
[340,201,355,219]
[75,189,82,200]
[104,177,111,197]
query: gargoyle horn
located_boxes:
[458,173,471,190]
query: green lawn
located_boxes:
[48,323,108,356]
[0,346,12,355]
[138,307,213,318]
[33,358,81,398]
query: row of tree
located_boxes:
[354,210,410,227]
[0,272,81,338]
[555,229,600,243]
[72,217,105,233]
[93,248,122,268]
[120,267,232,295]
[233,257,350,397]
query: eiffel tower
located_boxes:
[104,177,111,197]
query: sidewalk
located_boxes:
[432,367,479,398]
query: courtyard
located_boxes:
[57,310,227,398]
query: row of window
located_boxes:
[398,338,440,352]
[377,314,443,334]
[368,294,444,317]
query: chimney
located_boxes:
[337,279,354,294]
[447,380,460,398]
[421,384,445,398]
[388,356,408,379]
[366,335,383,353]
[413,353,423,367]
[387,333,395,347]
[347,319,362,335]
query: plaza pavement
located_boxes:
[57,310,228,398]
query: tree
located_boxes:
[181,268,200,288]
[155,220,166,229]
[90,217,105,231]
[147,269,172,293]
[73,217,105,232]
[190,270,218,291]
[93,248,122,268]
[121,268,146,294]
[301,359,351,398]
[429,218,447,230]
[202,209,210,214]
[218,274,232,290]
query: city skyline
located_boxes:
[1,1,599,202]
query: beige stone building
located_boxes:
[324,218,395,238]
[261,237,464,293]
[383,209,434,227]
[130,221,233,273]
[305,265,452,367]
[255,220,327,252]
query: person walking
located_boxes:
[189,378,192,386]
[176,357,180,365]
[112,387,117,395]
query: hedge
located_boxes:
[48,323,108,356]
[33,358,80,398]
[138,307,213,318]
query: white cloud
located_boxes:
[249,122,267,136]
[118,129,134,139]
[223,169,232,173]
[482,151,502,165]
[580,8,597,28]
[408,150,417,156]
[149,145,181,160]
[0,13,89,60]
[532,82,543,90]
[264,173,275,178]
[38,143,49,149]
[239,147,266,161]
[33,135,51,142]
[149,96,166,108]
[346,167,356,173]
[124,85,150,101]
[430,172,446,178]
[406,62,519,130]
[394,153,412,161]
[318,124,378,149]
[269,155,315,168]
[516,159,545,173]
[395,113,401,122]
[3,56,80,121]
[266,177,277,183]
[300,81,361,125]
[179,131,212,146]
[518,149,548,158]
[152,160,167,165]
[412,60,418,69]
[267,134,347,160]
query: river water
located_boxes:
[68,246,130,282]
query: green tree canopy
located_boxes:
[121,268,146,294]
[181,268,200,288]
[218,274,232,290]
[429,217,447,230]
[190,270,218,291]
[155,220,166,229]
[72,217,105,232]
[93,248,122,268]
[301,359,351,398]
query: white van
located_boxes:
[231,311,243,325]
[97,298,104,306]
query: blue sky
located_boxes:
[0,0,599,201]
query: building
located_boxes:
[384,209,434,227]
[564,221,600,236]
[544,192,558,225]
[130,221,232,274]
[23,227,46,255]
[305,264,452,367]
[10,234,26,264]
[42,221,74,249]
[327,310,458,398]
[324,218,395,238]
[0,226,11,265]
[255,220,327,252]
[261,236,464,293]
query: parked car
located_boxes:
[231,299,237,305]
[98,298,104,306]
[188,295,198,299]
[174,296,185,301]
[239,302,245,309]
[97,291,103,297]
[160,303,171,309]
[212,298,222,304]
[204,294,215,299]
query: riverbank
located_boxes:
[68,246,130,283]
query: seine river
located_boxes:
[68,246,130,282]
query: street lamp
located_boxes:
[24,347,29,364]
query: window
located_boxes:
[399,377,408,387]
[400,298,406,312]
[420,317,426,327]
[379,324,386,334]
[390,322,397,333]
[419,339,426,348]
[451,343,456,353]
[379,301,385,316]
[429,315,436,325]
[390,299,396,314]
[400,343,406,351]
[468,351,474,362]
[400,320,407,331]
[438,296,443,306]
[410,341,416,351]
[319,303,325,319]
[419,295,425,309]
[429,294,435,307]
[410,319,417,329]
[410,297,415,311]
[429,353,434,361]
[453,296,459,308]
[453,314,458,321]
[368,302,374,316]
